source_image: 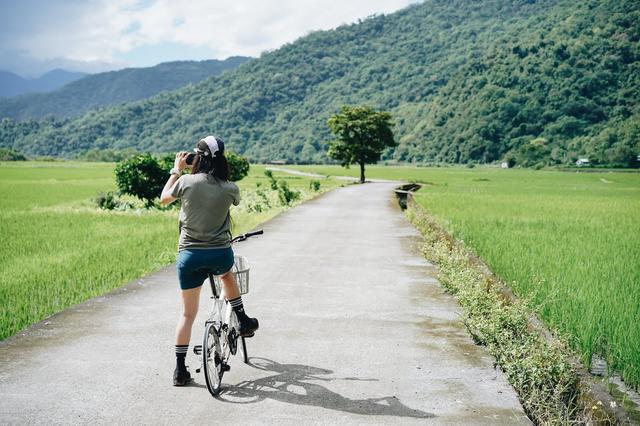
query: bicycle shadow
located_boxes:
[216,357,434,419]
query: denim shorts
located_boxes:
[176,247,235,290]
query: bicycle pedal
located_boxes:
[222,364,231,372]
[193,345,202,355]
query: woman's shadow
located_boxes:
[215,357,434,420]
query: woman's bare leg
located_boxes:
[220,270,240,300]
[175,285,202,345]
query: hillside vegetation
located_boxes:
[0,0,637,166]
[0,57,250,121]
[0,69,87,98]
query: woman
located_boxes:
[160,135,259,386]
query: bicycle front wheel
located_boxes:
[202,322,223,396]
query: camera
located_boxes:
[186,153,196,165]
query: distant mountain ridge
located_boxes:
[1,0,638,167]
[0,57,251,121]
[0,69,87,98]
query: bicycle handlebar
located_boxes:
[231,229,264,243]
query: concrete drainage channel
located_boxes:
[394,183,421,210]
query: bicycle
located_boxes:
[192,229,263,396]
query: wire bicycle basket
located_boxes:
[211,255,250,295]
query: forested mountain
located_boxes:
[0,57,250,121]
[0,69,87,98]
[1,0,638,166]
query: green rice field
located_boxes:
[0,161,339,340]
[292,164,640,390]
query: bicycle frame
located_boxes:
[194,229,263,395]
[206,276,239,361]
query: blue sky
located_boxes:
[0,0,420,78]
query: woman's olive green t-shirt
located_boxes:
[170,173,240,251]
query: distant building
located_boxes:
[501,162,509,169]
[576,158,590,166]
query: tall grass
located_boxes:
[0,162,339,340]
[293,165,640,391]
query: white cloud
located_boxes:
[0,0,419,75]
[111,0,418,57]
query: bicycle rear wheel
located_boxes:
[202,322,223,396]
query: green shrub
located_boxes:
[277,180,300,206]
[309,180,321,191]
[0,148,27,161]
[93,191,131,210]
[227,152,250,181]
[264,170,278,190]
[94,191,119,210]
[157,154,174,173]
[114,154,166,207]
[256,183,271,208]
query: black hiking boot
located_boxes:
[236,311,259,337]
[173,366,192,386]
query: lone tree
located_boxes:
[327,105,396,183]
[115,153,166,207]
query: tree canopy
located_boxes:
[328,105,395,182]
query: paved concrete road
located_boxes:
[0,183,530,425]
